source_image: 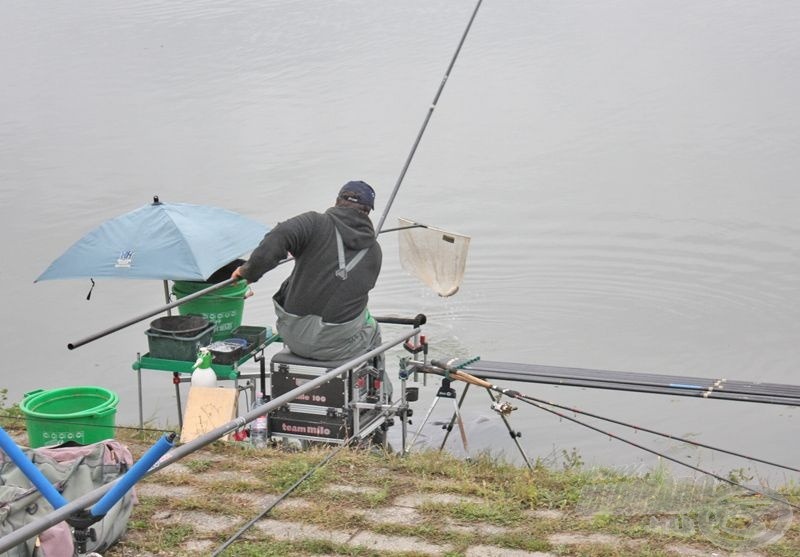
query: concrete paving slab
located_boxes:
[167,511,241,534]
[362,505,422,524]
[465,546,555,557]
[549,532,622,546]
[445,519,510,536]
[394,493,483,508]
[198,470,246,483]
[527,509,565,520]
[279,497,315,510]
[182,539,215,552]
[230,492,282,509]
[254,518,354,545]
[158,462,191,476]
[135,483,198,499]
[665,545,765,557]
[325,484,383,495]
[348,531,452,555]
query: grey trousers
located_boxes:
[274,301,392,399]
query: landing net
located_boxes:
[398,218,470,297]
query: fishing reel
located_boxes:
[490,398,516,416]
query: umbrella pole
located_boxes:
[163,280,172,316]
[68,278,239,350]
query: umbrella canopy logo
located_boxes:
[115,250,135,269]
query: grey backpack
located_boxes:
[0,439,135,556]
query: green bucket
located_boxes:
[21,386,118,448]
[172,280,249,341]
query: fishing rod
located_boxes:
[464,360,800,404]
[518,393,800,511]
[513,392,800,474]
[374,0,485,235]
[67,277,238,350]
[431,368,800,473]
[211,435,359,556]
[421,361,800,511]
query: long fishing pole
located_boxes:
[514,392,800,474]
[458,364,800,471]
[517,391,799,510]
[375,0,484,235]
[67,277,238,350]
[465,361,800,403]
[211,436,359,556]
[423,362,800,511]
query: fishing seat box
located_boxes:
[268,348,381,443]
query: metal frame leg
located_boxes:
[173,372,183,430]
[486,388,533,470]
[407,393,441,452]
[137,360,144,432]
[439,383,471,450]
[407,378,469,456]
[430,379,531,469]
[448,396,469,455]
[399,375,408,454]
[253,348,267,398]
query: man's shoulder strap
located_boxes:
[334,227,368,280]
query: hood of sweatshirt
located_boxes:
[325,206,376,250]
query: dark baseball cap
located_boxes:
[338,180,375,210]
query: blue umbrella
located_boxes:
[36,197,269,282]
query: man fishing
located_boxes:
[231,180,388,395]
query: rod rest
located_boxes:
[374,314,426,327]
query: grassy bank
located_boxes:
[2,394,799,556]
[114,427,800,556]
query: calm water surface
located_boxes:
[1,1,799,482]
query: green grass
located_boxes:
[2,420,791,557]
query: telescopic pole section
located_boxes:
[374,0,484,235]
[90,433,176,517]
[67,278,239,350]
[0,427,68,510]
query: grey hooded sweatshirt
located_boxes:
[239,206,382,361]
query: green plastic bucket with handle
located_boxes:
[20,386,118,448]
[172,280,249,341]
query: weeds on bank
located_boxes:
[102,428,800,556]
[0,388,24,431]
[10,391,794,555]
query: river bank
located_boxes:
[4,416,795,557]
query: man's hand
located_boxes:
[232,266,255,298]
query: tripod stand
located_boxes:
[406,377,469,455]
[438,382,533,469]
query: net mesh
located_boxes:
[398,217,470,297]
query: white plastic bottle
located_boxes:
[251,392,268,448]
[191,347,217,388]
